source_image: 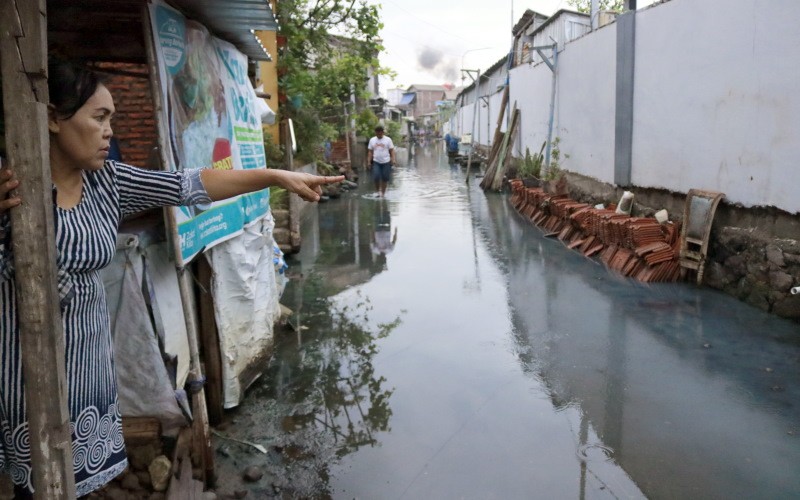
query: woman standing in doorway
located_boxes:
[0,59,342,497]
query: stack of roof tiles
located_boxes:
[509,179,682,282]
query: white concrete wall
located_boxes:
[633,0,800,212]
[508,59,555,159]
[456,87,507,147]
[456,0,800,214]
[457,104,474,141]
[456,60,510,146]
[554,20,617,182]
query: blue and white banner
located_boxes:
[149,1,269,264]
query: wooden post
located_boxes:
[141,5,214,484]
[282,120,301,251]
[342,102,352,167]
[197,257,224,425]
[479,85,509,191]
[0,0,76,497]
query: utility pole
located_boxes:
[462,69,481,185]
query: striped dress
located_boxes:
[0,161,210,496]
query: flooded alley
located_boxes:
[214,143,800,499]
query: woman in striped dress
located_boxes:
[0,60,342,497]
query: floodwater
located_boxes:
[216,143,800,499]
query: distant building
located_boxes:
[385,87,406,107]
[512,9,592,67]
[400,84,446,119]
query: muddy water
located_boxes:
[214,143,800,499]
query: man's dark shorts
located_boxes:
[372,161,392,183]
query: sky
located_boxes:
[372,0,656,95]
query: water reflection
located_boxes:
[281,274,396,454]
[214,191,404,496]
[472,190,800,499]
[220,270,399,498]
[370,199,398,270]
[218,145,800,499]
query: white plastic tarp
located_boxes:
[206,215,286,408]
[255,84,276,125]
[102,235,188,436]
[143,241,191,388]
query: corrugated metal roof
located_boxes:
[407,84,446,92]
[399,93,415,106]
[47,0,277,63]
[169,0,277,61]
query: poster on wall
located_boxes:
[149,1,270,265]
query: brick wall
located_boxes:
[329,139,349,163]
[98,63,158,169]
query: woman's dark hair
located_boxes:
[48,59,106,120]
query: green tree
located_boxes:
[355,108,379,138]
[567,0,626,13]
[276,0,391,162]
[385,120,402,144]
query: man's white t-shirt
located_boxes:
[368,136,394,164]
[371,230,395,255]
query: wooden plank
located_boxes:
[485,85,509,171]
[141,5,214,486]
[166,455,203,500]
[196,256,224,425]
[481,102,517,191]
[0,1,76,497]
[479,86,509,190]
[169,427,193,478]
[490,107,520,191]
[122,417,162,445]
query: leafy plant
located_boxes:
[567,0,625,13]
[276,0,391,162]
[263,133,285,167]
[316,160,338,175]
[269,186,288,209]
[545,136,568,180]
[518,141,546,179]
[385,120,403,144]
[355,108,379,138]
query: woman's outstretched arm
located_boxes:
[200,168,344,202]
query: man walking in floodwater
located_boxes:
[367,125,395,197]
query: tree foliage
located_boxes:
[276,0,390,161]
[567,0,626,13]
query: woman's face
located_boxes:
[50,84,115,171]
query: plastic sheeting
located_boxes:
[255,84,276,125]
[102,235,188,436]
[100,211,287,424]
[142,241,191,388]
[206,215,286,408]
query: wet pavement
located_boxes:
[213,143,800,499]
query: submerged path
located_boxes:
[214,143,800,499]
